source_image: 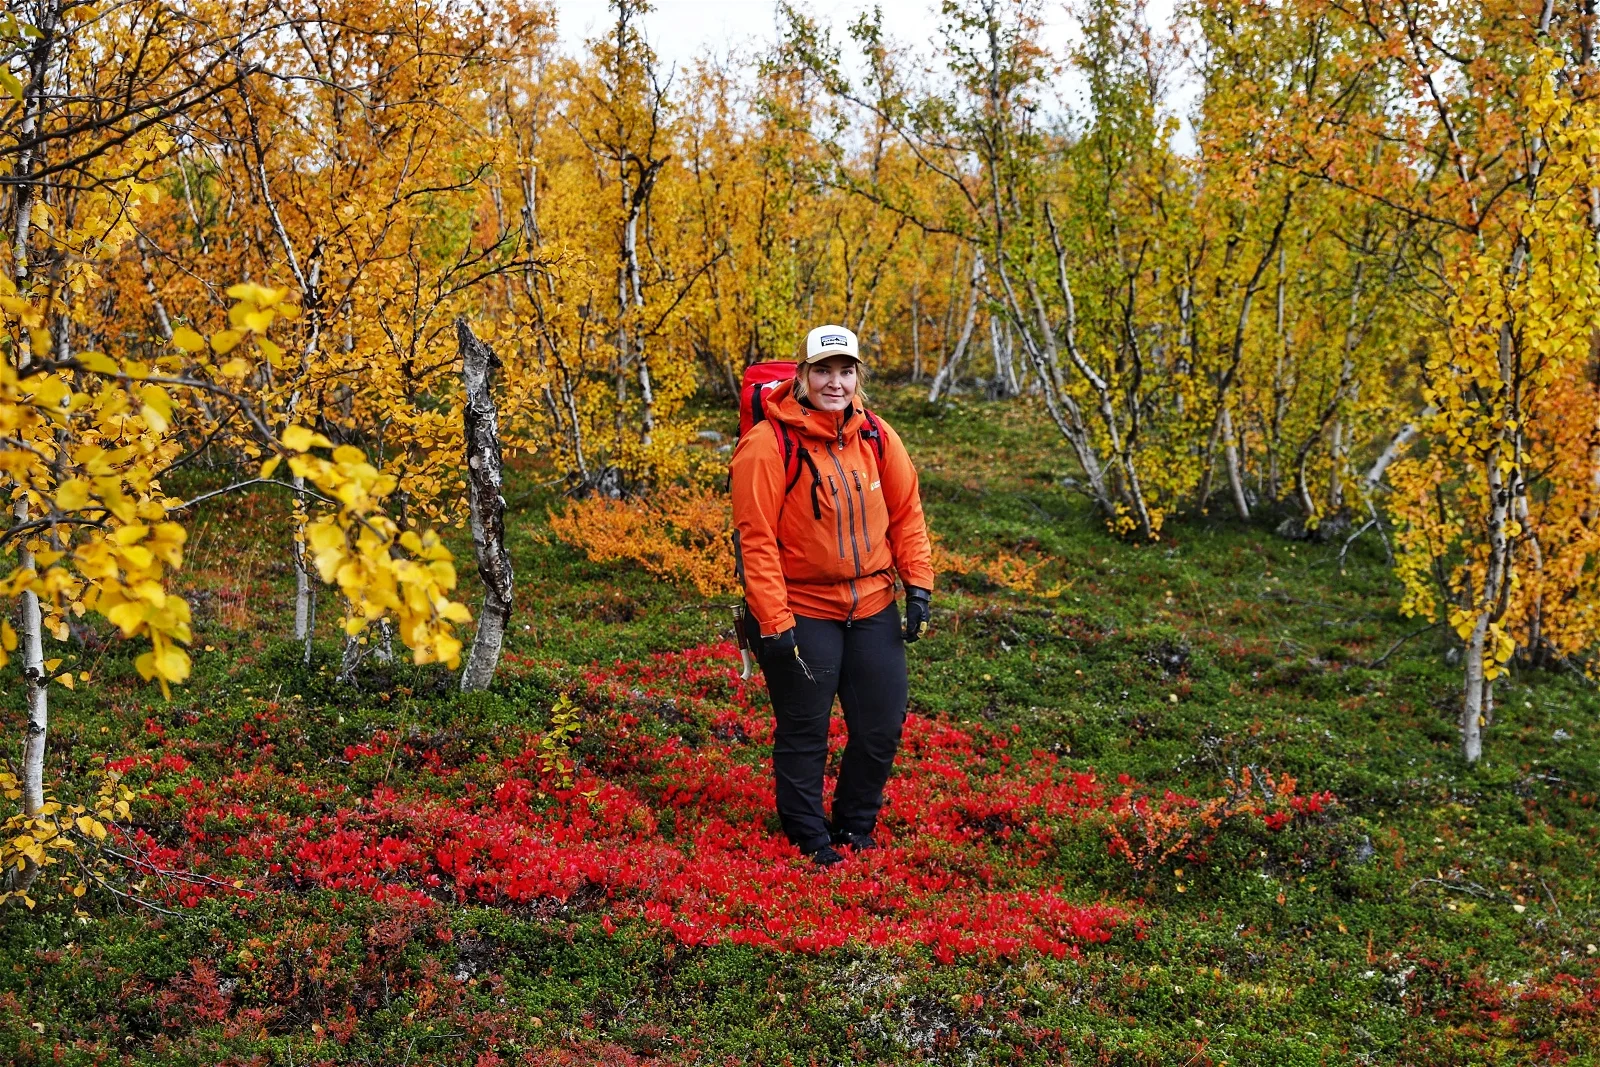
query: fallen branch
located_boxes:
[1406,877,1500,900]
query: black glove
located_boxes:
[904,587,931,643]
[762,628,799,661]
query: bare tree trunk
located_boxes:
[8,1,58,893]
[14,504,48,893]
[1363,417,1424,494]
[1037,206,1157,536]
[1460,381,1516,765]
[1461,611,1489,764]
[624,208,655,449]
[337,625,365,686]
[458,320,514,693]
[928,250,984,403]
[910,285,922,383]
[988,312,1019,397]
[1514,485,1545,659]
[374,619,394,665]
[293,479,313,650]
[1222,403,1251,522]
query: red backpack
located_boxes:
[736,361,885,493]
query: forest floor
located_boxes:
[1,387,1597,1066]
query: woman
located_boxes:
[730,324,935,866]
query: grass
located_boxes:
[1,385,1596,1066]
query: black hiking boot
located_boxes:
[807,843,846,867]
[831,829,877,852]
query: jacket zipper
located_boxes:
[852,471,872,553]
[827,476,845,559]
[826,444,862,578]
[826,441,862,625]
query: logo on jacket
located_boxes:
[870,481,880,491]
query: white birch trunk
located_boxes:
[292,472,316,665]
[9,3,56,891]
[1222,404,1251,522]
[1461,612,1488,764]
[457,320,514,692]
[910,286,922,383]
[928,251,984,403]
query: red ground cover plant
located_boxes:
[118,643,1330,963]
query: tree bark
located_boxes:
[1363,417,1425,493]
[928,249,984,403]
[910,285,922,383]
[9,0,60,893]
[1221,403,1251,522]
[1461,611,1488,764]
[14,507,48,893]
[293,474,314,659]
[458,319,514,693]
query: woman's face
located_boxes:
[805,356,858,413]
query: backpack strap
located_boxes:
[859,409,886,466]
[796,448,826,519]
[779,423,804,493]
[750,382,769,434]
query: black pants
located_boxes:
[753,602,908,853]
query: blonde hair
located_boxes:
[793,354,869,407]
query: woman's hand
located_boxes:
[763,628,799,660]
[904,587,931,643]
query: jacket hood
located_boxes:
[761,378,866,442]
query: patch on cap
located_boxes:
[804,324,862,363]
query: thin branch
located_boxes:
[169,477,338,512]
[1367,620,1444,669]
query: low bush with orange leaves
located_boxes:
[551,489,1054,600]
[549,486,737,598]
[930,532,1049,594]
[1104,766,1337,873]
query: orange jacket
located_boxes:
[731,380,935,635]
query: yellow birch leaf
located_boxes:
[170,326,205,353]
[77,351,118,375]
[257,337,285,365]
[210,330,243,354]
[55,478,90,511]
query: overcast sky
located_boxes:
[549,1,1077,66]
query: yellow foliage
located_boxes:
[1388,49,1600,682]
[274,427,472,668]
[0,299,194,694]
[0,769,135,908]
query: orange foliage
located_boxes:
[1106,767,1319,872]
[552,492,1051,600]
[930,533,1048,594]
[550,488,737,598]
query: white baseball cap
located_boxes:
[803,324,862,364]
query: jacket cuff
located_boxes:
[757,607,796,637]
[900,566,935,593]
